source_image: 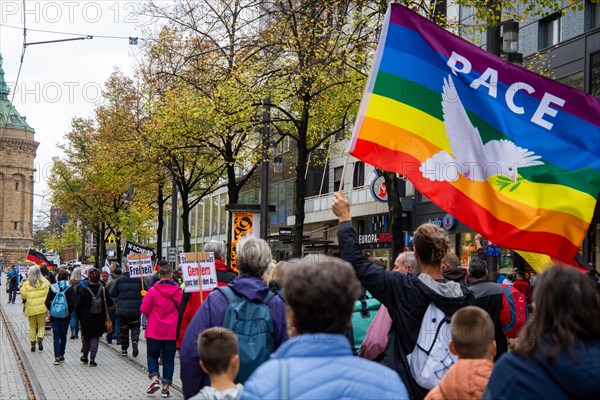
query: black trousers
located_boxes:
[118,316,140,349]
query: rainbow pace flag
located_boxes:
[349,4,600,263]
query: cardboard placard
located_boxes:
[180,252,217,293]
[127,253,154,278]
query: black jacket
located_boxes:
[338,221,475,400]
[45,280,75,322]
[75,283,112,337]
[468,279,508,359]
[109,273,143,318]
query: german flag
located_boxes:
[26,250,54,271]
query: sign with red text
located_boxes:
[180,252,217,293]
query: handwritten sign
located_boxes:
[127,254,153,278]
[180,252,218,293]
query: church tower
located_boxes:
[0,54,38,265]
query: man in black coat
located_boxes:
[467,258,508,360]
[109,266,143,357]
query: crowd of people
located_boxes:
[3,192,600,399]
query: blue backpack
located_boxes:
[216,286,275,383]
[50,283,70,318]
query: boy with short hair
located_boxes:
[190,327,243,400]
[425,306,496,400]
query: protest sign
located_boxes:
[127,253,154,278]
[180,252,218,293]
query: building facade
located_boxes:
[0,54,38,265]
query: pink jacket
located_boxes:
[140,280,183,340]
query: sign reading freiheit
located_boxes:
[127,254,153,278]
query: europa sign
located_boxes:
[358,232,393,245]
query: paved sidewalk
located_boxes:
[0,312,28,399]
[0,288,183,399]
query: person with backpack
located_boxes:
[179,236,287,400]
[75,268,112,367]
[45,269,75,365]
[7,265,19,304]
[243,256,408,399]
[68,267,83,339]
[141,261,183,398]
[332,192,475,400]
[483,265,600,399]
[109,260,144,358]
[466,258,508,360]
[20,265,51,352]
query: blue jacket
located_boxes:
[243,333,408,400]
[180,275,287,399]
[483,339,600,399]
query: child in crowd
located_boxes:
[425,306,496,400]
[190,327,243,400]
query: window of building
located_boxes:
[15,181,19,191]
[14,222,18,230]
[591,51,600,99]
[333,166,343,192]
[212,196,220,235]
[204,199,211,237]
[557,71,584,91]
[220,193,227,234]
[539,14,561,49]
[353,162,365,188]
[590,0,600,29]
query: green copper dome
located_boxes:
[0,54,34,132]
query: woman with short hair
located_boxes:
[20,265,50,352]
[483,265,600,399]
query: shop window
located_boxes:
[591,51,600,99]
[539,13,561,49]
[353,162,365,188]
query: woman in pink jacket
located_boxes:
[141,261,183,398]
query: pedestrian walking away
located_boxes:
[75,268,113,367]
[110,260,144,358]
[68,267,83,339]
[7,265,19,304]
[141,261,183,398]
[45,269,75,365]
[20,265,51,352]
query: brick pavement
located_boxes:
[0,288,184,399]
[0,312,28,399]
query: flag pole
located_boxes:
[338,153,350,193]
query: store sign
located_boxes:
[370,175,388,202]
[429,214,457,231]
[279,227,293,235]
[358,233,393,244]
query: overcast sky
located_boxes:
[0,0,148,222]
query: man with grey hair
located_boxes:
[180,236,287,399]
[393,251,418,275]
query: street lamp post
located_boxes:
[260,98,271,240]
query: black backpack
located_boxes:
[85,287,103,314]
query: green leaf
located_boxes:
[509,182,521,192]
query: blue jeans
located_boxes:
[52,319,70,357]
[106,309,121,342]
[147,338,176,384]
[69,311,79,337]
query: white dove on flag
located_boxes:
[421,75,544,182]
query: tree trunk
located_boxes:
[383,171,404,261]
[180,193,192,252]
[99,223,106,268]
[95,226,101,269]
[226,166,240,265]
[293,148,309,258]
[116,230,122,264]
[156,185,165,261]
